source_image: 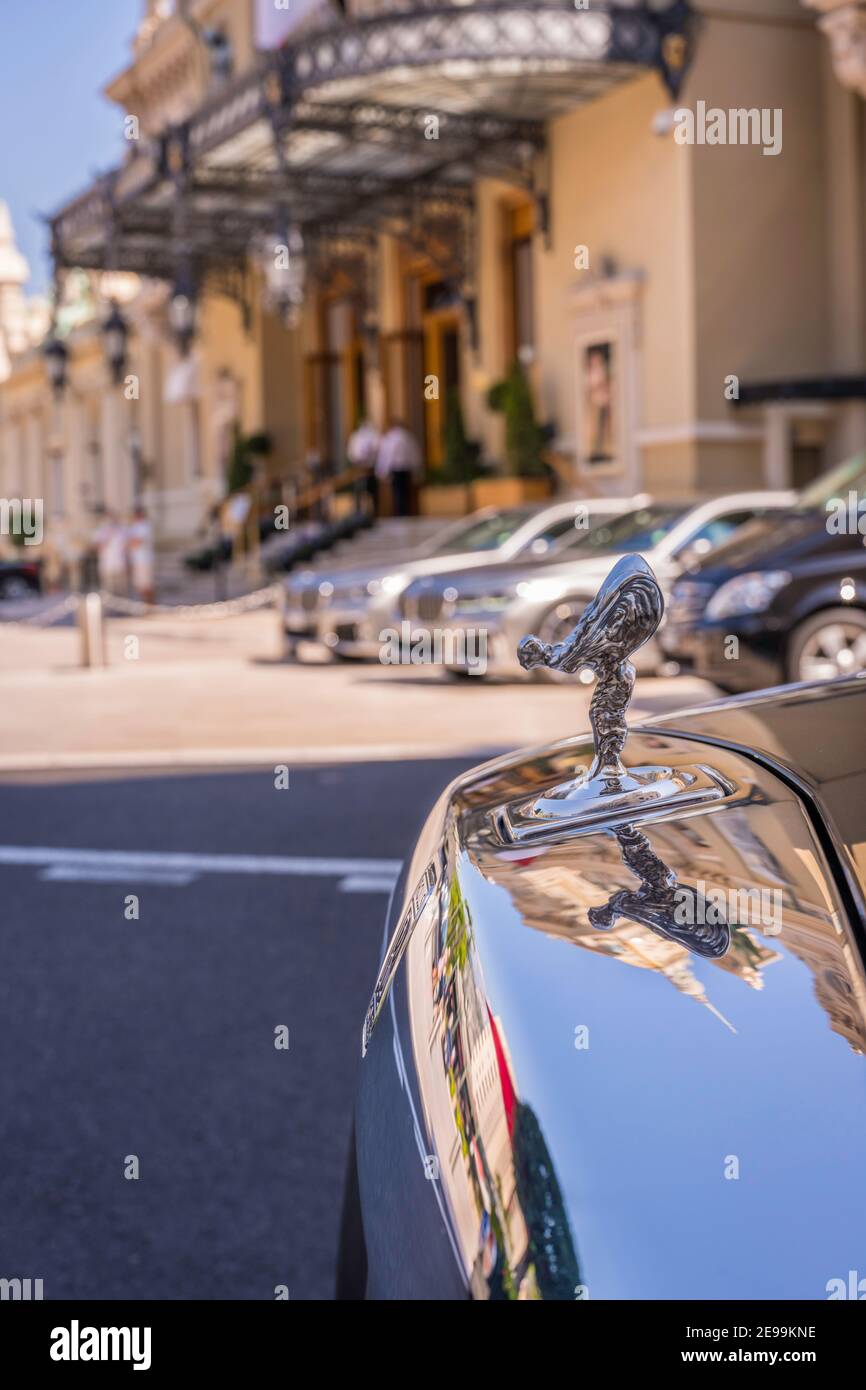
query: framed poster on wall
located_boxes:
[572,272,643,491]
[581,339,617,467]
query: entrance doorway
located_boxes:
[422,281,463,470]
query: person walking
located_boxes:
[127,504,156,605]
[376,420,421,518]
[346,416,381,516]
[93,509,127,595]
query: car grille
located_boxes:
[401,593,443,623]
[667,580,715,624]
[330,583,365,604]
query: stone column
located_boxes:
[100,387,131,513]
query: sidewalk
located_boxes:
[0,607,719,772]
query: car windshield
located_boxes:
[433,508,535,554]
[557,505,687,556]
[796,454,866,511]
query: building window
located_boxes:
[305,294,366,468]
[506,203,535,365]
[512,237,535,363]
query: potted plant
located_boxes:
[475,361,553,508]
[226,429,271,495]
[419,389,483,517]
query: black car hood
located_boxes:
[359,678,866,1299]
[652,676,866,919]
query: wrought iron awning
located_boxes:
[50,2,696,293]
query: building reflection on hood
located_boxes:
[426,874,582,1299]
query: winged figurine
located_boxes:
[518,553,664,788]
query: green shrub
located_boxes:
[433,389,482,485]
[485,362,546,477]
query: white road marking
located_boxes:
[338,874,401,894]
[0,844,401,883]
[40,865,196,886]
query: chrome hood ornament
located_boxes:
[510,554,733,838]
[519,553,662,781]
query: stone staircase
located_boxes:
[153,517,447,604]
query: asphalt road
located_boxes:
[0,756,475,1300]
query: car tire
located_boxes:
[536,600,584,648]
[787,607,866,685]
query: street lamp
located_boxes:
[169,279,197,357]
[102,300,129,386]
[255,221,306,328]
[281,224,307,329]
[43,331,69,399]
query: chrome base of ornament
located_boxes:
[497,763,735,844]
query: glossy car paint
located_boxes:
[349,678,866,1299]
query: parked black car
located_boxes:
[661,455,866,691]
[0,558,41,600]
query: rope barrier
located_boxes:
[1,585,281,628]
[98,584,282,621]
[0,595,80,629]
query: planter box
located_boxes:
[471,477,552,510]
[419,484,474,518]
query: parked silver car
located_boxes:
[399,492,796,678]
[312,497,643,659]
[280,511,502,645]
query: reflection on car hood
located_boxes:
[366,680,866,1299]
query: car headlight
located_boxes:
[515,578,568,603]
[704,571,790,621]
[380,573,406,596]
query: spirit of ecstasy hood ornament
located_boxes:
[519,552,662,782]
[511,554,732,837]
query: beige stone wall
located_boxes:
[687,9,828,469]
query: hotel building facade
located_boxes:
[2,0,866,557]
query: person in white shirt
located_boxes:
[347,417,381,516]
[376,420,421,517]
[127,505,155,604]
[93,510,127,595]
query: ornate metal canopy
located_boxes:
[50,2,697,306]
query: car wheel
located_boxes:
[536,599,584,648]
[787,608,866,684]
[0,575,34,600]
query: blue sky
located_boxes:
[1,0,141,295]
